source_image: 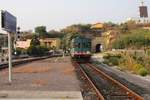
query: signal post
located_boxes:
[1,10,17,83]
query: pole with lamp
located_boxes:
[1,10,17,83]
[14,27,20,55]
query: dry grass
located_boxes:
[13,66,51,73]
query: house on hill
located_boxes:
[16,38,61,50]
[90,23,104,52]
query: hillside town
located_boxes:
[0,0,150,100]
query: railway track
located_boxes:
[0,56,51,70]
[74,62,143,100]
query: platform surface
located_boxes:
[0,57,82,100]
[0,91,82,100]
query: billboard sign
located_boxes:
[1,10,17,33]
[139,6,148,18]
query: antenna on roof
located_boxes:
[141,0,144,6]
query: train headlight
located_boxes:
[74,51,78,55]
[86,51,90,54]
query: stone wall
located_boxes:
[91,37,104,53]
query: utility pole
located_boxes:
[8,32,12,83]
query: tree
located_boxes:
[60,24,93,50]
[35,26,47,38]
[27,35,49,56]
[119,21,138,34]
[119,23,128,33]
[103,22,118,31]
[61,32,81,51]
[21,32,34,40]
[61,24,92,34]
[47,30,65,38]
[30,35,40,46]
[27,45,49,56]
[14,48,27,56]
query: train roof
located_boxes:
[73,35,91,40]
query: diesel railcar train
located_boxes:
[70,36,91,62]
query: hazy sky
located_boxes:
[0,0,150,31]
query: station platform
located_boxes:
[0,91,82,100]
[0,57,83,100]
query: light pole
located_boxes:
[8,31,12,83]
[1,10,17,84]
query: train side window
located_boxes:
[87,42,91,47]
[74,43,78,48]
[83,43,86,48]
[78,43,81,48]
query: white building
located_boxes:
[127,17,150,24]
[16,39,31,49]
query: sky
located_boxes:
[0,0,150,31]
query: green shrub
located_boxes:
[103,53,121,66]
[103,53,121,59]
[103,53,111,59]
[109,57,120,66]
[27,45,49,56]
[103,60,109,65]
[112,29,150,49]
[147,50,150,55]
[14,48,27,56]
[93,61,101,65]
[138,68,148,76]
[133,64,143,71]
[15,48,22,56]
[104,52,150,76]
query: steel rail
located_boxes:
[0,56,51,70]
[87,63,143,100]
[74,62,105,100]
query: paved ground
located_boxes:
[92,54,150,100]
[0,91,82,100]
[0,56,82,100]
